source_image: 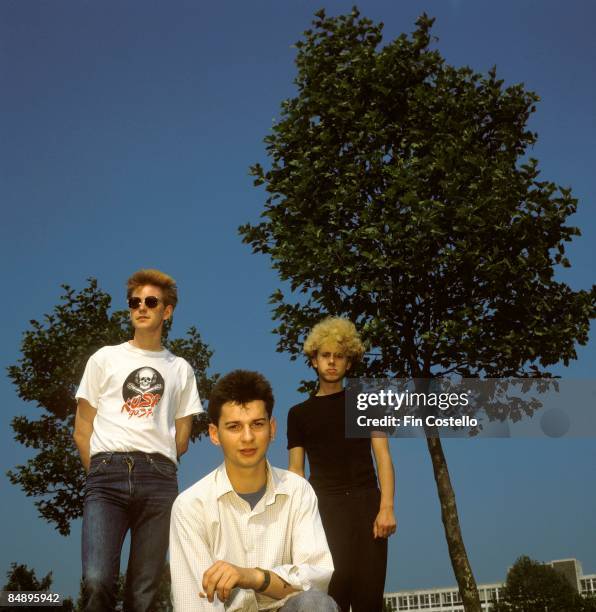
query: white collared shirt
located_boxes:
[169,462,334,611]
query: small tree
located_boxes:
[240,8,596,611]
[584,597,596,612]
[7,279,215,535]
[3,562,52,592]
[2,563,75,611]
[492,555,587,612]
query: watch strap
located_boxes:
[255,568,271,593]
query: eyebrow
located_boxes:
[223,418,267,426]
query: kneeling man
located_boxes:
[170,370,338,611]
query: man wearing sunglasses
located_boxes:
[74,269,202,611]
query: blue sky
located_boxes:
[1,0,595,599]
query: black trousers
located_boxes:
[317,488,388,612]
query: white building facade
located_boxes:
[384,558,596,612]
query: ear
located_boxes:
[346,358,352,371]
[311,355,318,369]
[163,304,174,321]
[208,423,220,446]
[269,416,277,441]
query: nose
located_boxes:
[241,424,255,442]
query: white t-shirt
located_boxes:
[76,341,202,464]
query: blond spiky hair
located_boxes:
[127,269,178,308]
[303,317,365,361]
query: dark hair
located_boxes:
[208,370,274,424]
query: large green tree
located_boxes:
[240,8,595,611]
[7,279,215,536]
[492,555,595,612]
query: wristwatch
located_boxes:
[255,568,271,593]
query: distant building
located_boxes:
[383,583,502,612]
[384,558,596,611]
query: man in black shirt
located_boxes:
[287,317,396,612]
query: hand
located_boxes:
[373,507,397,539]
[201,561,261,603]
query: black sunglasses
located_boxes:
[128,296,162,309]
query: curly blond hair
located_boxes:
[303,317,365,361]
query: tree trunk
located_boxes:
[426,436,481,612]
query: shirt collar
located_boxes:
[214,460,291,505]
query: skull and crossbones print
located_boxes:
[121,367,165,418]
[126,367,164,395]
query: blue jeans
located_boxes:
[279,590,340,611]
[82,452,178,612]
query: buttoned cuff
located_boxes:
[270,564,332,594]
